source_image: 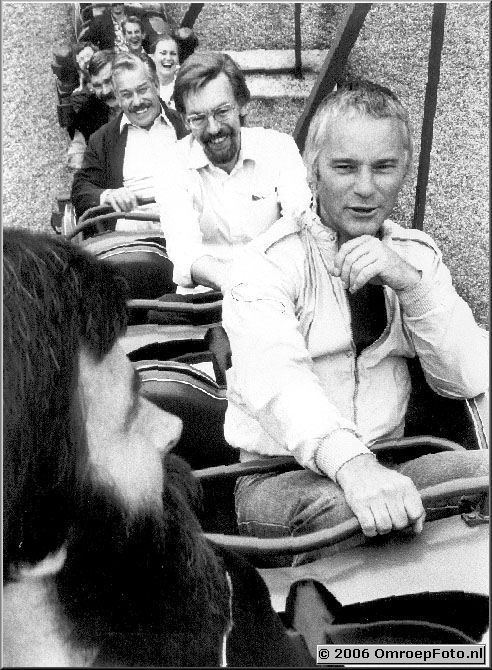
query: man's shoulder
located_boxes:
[385,220,441,258]
[250,215,303,256]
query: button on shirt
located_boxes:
[155,127,312,287]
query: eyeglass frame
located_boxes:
[185,102,238,130]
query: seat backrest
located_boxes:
[82,233,175,299]
[135,358,238,534]
[405,358,485,450]
[135,359,234,469]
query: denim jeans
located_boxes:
[234,450,488,566]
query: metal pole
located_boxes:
[293,4,371,152]
[180,3,205,29]
[294,3,303,79]
[413,4,447,230]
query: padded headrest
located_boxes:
[134,359,237,469]
[82,233,175,299]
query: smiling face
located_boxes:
[316,113,409,244]
[78,342,182,512]
[124,20,144,53]
[90,62,119,108]
[183,72,245,173]
[113,61,161,129]
[152,37,179,84]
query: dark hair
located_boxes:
[174,51,250,116]
[87,48,114,78]
[122,14,145,35]
[149,27,199,64]
[3,229,129,580]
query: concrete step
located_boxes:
[224,49,326,74]
[245,71,318,99]
[223,49,326,99]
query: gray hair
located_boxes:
[303,80,413,185]
[111,51,158,90]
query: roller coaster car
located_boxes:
[66,209,489,652]
[124,299,489,653]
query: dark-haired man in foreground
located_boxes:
[3,228,312,667]
[223,80,488,561]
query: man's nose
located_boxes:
[353,167,375,198]
[132,90,143,106]
[102,83,112,96]
[206,114,221,134]
[157,411,183,453]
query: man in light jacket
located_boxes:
[223,80,488,561]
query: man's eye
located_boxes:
[334,164,354,173]
[374,163,395,172]
[190,115,206,124]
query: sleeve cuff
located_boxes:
[396,274,449,317]
[99,189,112,205]
[314,429,372,481]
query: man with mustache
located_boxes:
[222,80,488,561]
[71,52,187,222]
[3,228,313,667]
[155,52,312,291]
[69,49,120,147]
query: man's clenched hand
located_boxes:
[336,453,425,537]
[101,187,138,213]
[332,225,421,293]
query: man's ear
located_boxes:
[239,101,250,118]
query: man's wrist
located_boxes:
[314,429,371,481]
[99,189,112,205]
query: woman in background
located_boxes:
[150,28,198,109]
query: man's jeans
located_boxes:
[234,450,488,566]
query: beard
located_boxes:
[54,454,230,667]
[201,125,240,168]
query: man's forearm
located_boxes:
[191,256,228,291]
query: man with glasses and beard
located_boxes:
[155,52,312,292]
[3,228,313,667]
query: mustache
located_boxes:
[101,92,116,102]
[129,102,151,113]
[203,128,232,144]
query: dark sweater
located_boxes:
[71,103,188,219]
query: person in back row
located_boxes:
[149,28,199,109]
[71,52,187,224]
[122,15,152,63]
[69,50,120,148]
[155,52,312,291]
[222,80,488,562]
[3,228,313,667]
[82,3,157,53]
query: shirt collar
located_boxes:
[119,104,173,133]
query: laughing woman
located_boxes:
[150,29,198,109]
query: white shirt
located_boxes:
[155,127,312,287]
[107,110,177,232]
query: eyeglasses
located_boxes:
[185,103,236,130]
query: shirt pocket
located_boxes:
[233,186,281,241]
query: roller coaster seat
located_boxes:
[81,231,176,299]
